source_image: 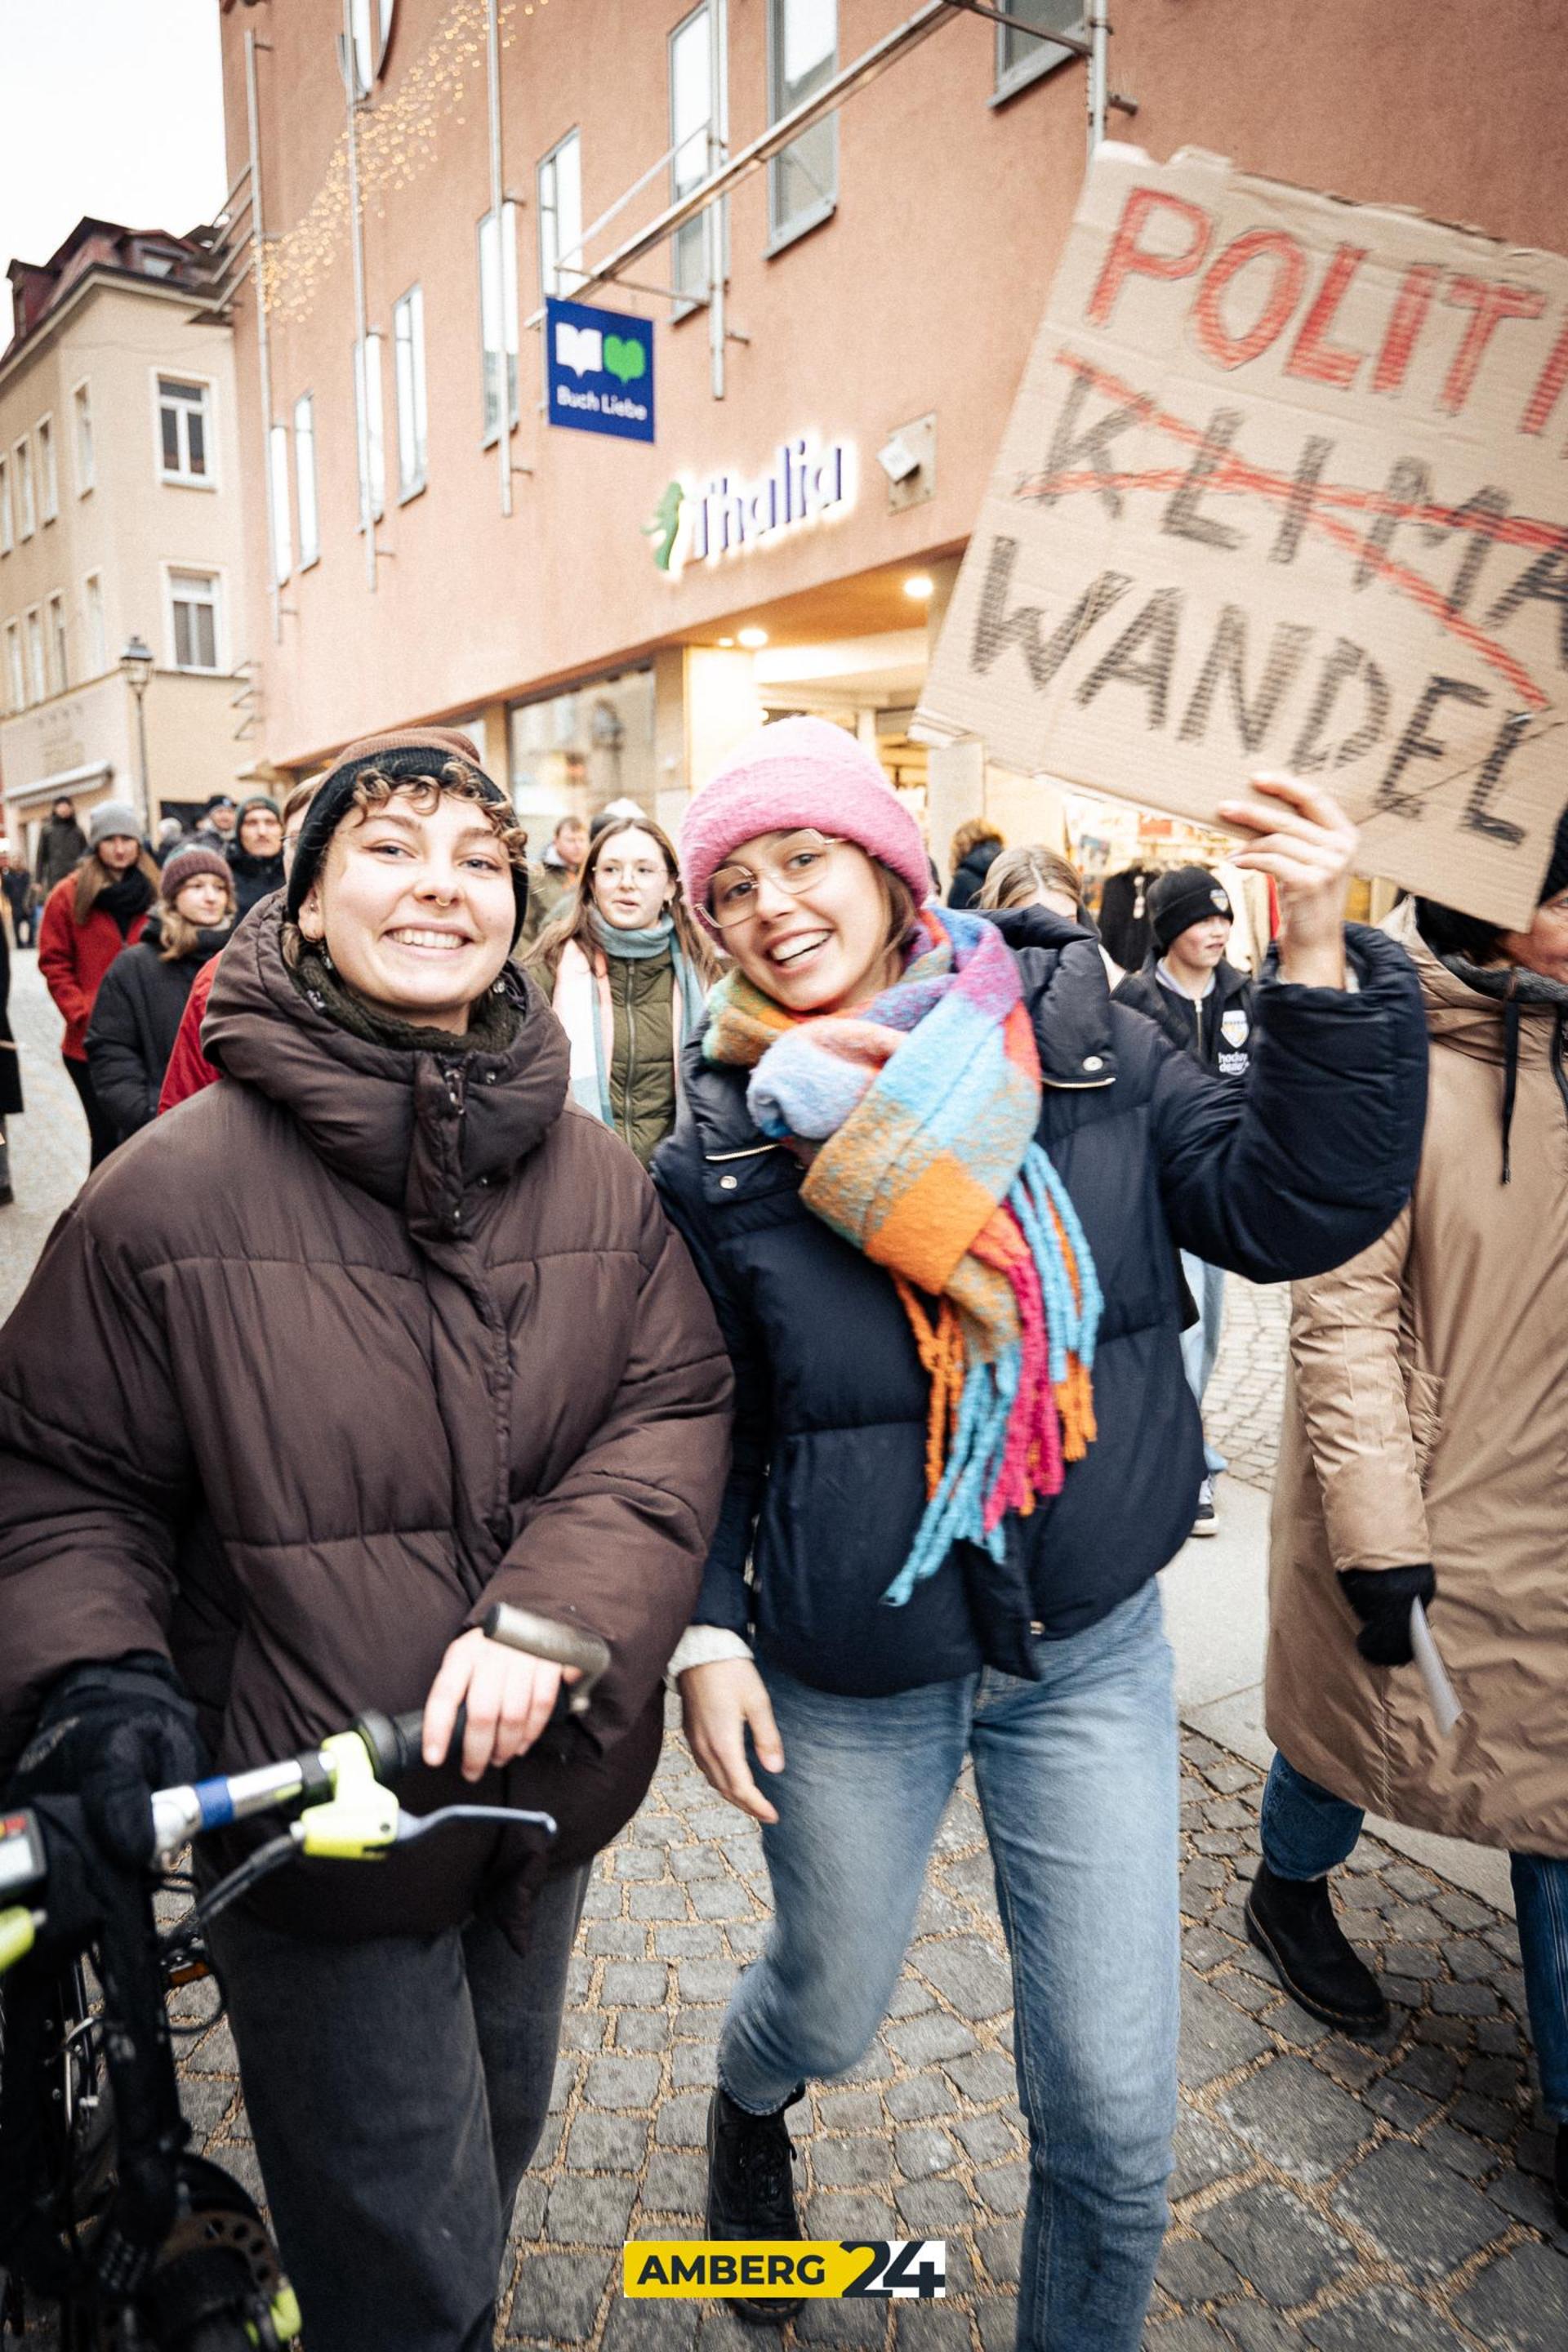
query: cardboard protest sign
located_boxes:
[915,145,1568,924]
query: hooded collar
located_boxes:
[1387,899,1568,1065]
[1386,900,1568,1186]
[202,898,570,1241]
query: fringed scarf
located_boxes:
[704,904,1101,1602]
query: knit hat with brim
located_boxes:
[285,727,529,945]
[162,844,232,903]
[87,800,143,850]
[1150,866,1233,955]
[679,716,930,934]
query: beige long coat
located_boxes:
[1266,911,1568,1855]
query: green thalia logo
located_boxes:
[643,481,688,574]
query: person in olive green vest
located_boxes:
[528,816,718,1168]
[519,813,589,947]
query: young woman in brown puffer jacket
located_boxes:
[0,728,731,2352]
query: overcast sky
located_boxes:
[1,0,227,343]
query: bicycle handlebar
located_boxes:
[147,1609,606,1865]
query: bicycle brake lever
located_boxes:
[392,1802,558,1845]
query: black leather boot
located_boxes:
[1245,1860,1390,2034]
[706,2085,804,2326]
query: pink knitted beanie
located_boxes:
[680,716,931,929]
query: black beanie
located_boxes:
[285,727,529,946]
[1150,866,1233,955]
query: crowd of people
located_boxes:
[0,722,1563,2352]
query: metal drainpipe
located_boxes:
[706,0,727,400]
[245,30,281,644]
[341,0,377,590]
[1087,0,1108,158]
[485,0,514,515]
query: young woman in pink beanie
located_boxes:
[653,716,1428,2345]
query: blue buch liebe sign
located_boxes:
[546,298,655,443]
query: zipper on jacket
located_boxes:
[622,961,637,1148]
[703,1143,780,1163]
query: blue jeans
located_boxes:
[1263,1751,1568,2120]
[719,1582,1180,2352]
[1178,1250,1227,1477]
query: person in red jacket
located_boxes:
[38,800,159,1166]
[159,775,321,1114]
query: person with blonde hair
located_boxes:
[87,844,237,1145]
[978,846,1122,984]
[527,813,717,1168]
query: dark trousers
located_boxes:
[8,907,33,947]
[206,1865,590,2352]
[62,1053,119,1168]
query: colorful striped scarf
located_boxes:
[703,904,1100,1601]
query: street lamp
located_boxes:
[118,635,154,835]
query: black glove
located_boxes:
[16,1795,118,1962]
[8,1654,207,1871]
[1337,1565,1437,1668]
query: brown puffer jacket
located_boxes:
[1267,907,1568,1855]
[0,899,732,1945]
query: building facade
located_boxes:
[217,0,1565,881]
[0,220,250,862]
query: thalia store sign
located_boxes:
[644,435,857,577]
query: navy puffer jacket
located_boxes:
[653,910,1428,1698]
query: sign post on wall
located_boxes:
[546,297,656,443]
[916,144,1568,925]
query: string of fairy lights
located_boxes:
[261,0,540,327]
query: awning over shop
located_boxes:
[4,760,114,810]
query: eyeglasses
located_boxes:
[597,861,666,888]
[708,831,845,931]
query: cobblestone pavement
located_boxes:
[1205,1281,1290,1498]
[5,946,1565,2351]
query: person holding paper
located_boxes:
[654,721,1428,2347]
[1254,824,1568,2230]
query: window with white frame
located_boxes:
[354,336,386,524]
[25,607,45,702]
[478,206,520,442]
[268,422,292,584]
[47,593,67,693]
[768,0,836,251]
[4,622,23,714]
[394,284,428,497]
[0,456,10,555]
[294,394,319,568]
[670,4,727,308]
[37,416,58,522]
[158,375,212,483]
[168,568,221,672]
[537,135,582,301]
[995,0,1083,95]
[84,572,106,676]
[14,439,35,539]
[73,382,95,494]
